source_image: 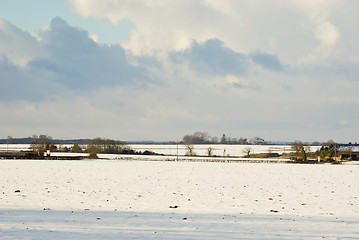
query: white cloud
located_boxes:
[0,18,45,67]
[89,33,99,42]
[68,0,352,65]
[299,12,341,63]
[315,19,340,49]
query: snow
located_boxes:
[129,144,319,156]
[0,144,322,157]
[96,153,289,163]
[0,144,32,152]
[0,159,358,239]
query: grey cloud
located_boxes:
[0,17,152,101]
[0,57,60,101]
[171,38,248,76]
[31,17,150,89]
[171,39,284,77]
[291,59,359,83]
[249,51,283,71]
[232,82,261,91]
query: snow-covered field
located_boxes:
[129,144,298,156]
[0,144,322,157]
[0,159,358,239]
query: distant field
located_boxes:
[0,144,321,157]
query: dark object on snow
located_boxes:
[14,190,20,193]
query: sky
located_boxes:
[0,0,359,142]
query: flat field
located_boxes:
[0,160,358,239]
[0,144,322,157]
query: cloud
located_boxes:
[299,13,341,64]
[0,57,60,101]
[35,17,150,89]
[169,38,284,80]
[68,0,356,65]
[0,17,45,67]
[171,39,248,76]
[249,51,283,71]
[0,17,152,101]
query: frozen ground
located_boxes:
[0,159,358,239]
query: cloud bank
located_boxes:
[68,0,357,63]
[0,17,151,101]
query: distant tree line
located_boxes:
[182,131,265,145]
[26,135,158,158]
[0,135,91,144]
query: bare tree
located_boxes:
[292,141,309,161]
[87,138,127,154]
[185,144,196,156]
[183,131,210,144]
[30,135,55,156]
[243,147,252,158]
[211,136,219,143]
[207,147,213,157]
[292,141,305,154]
